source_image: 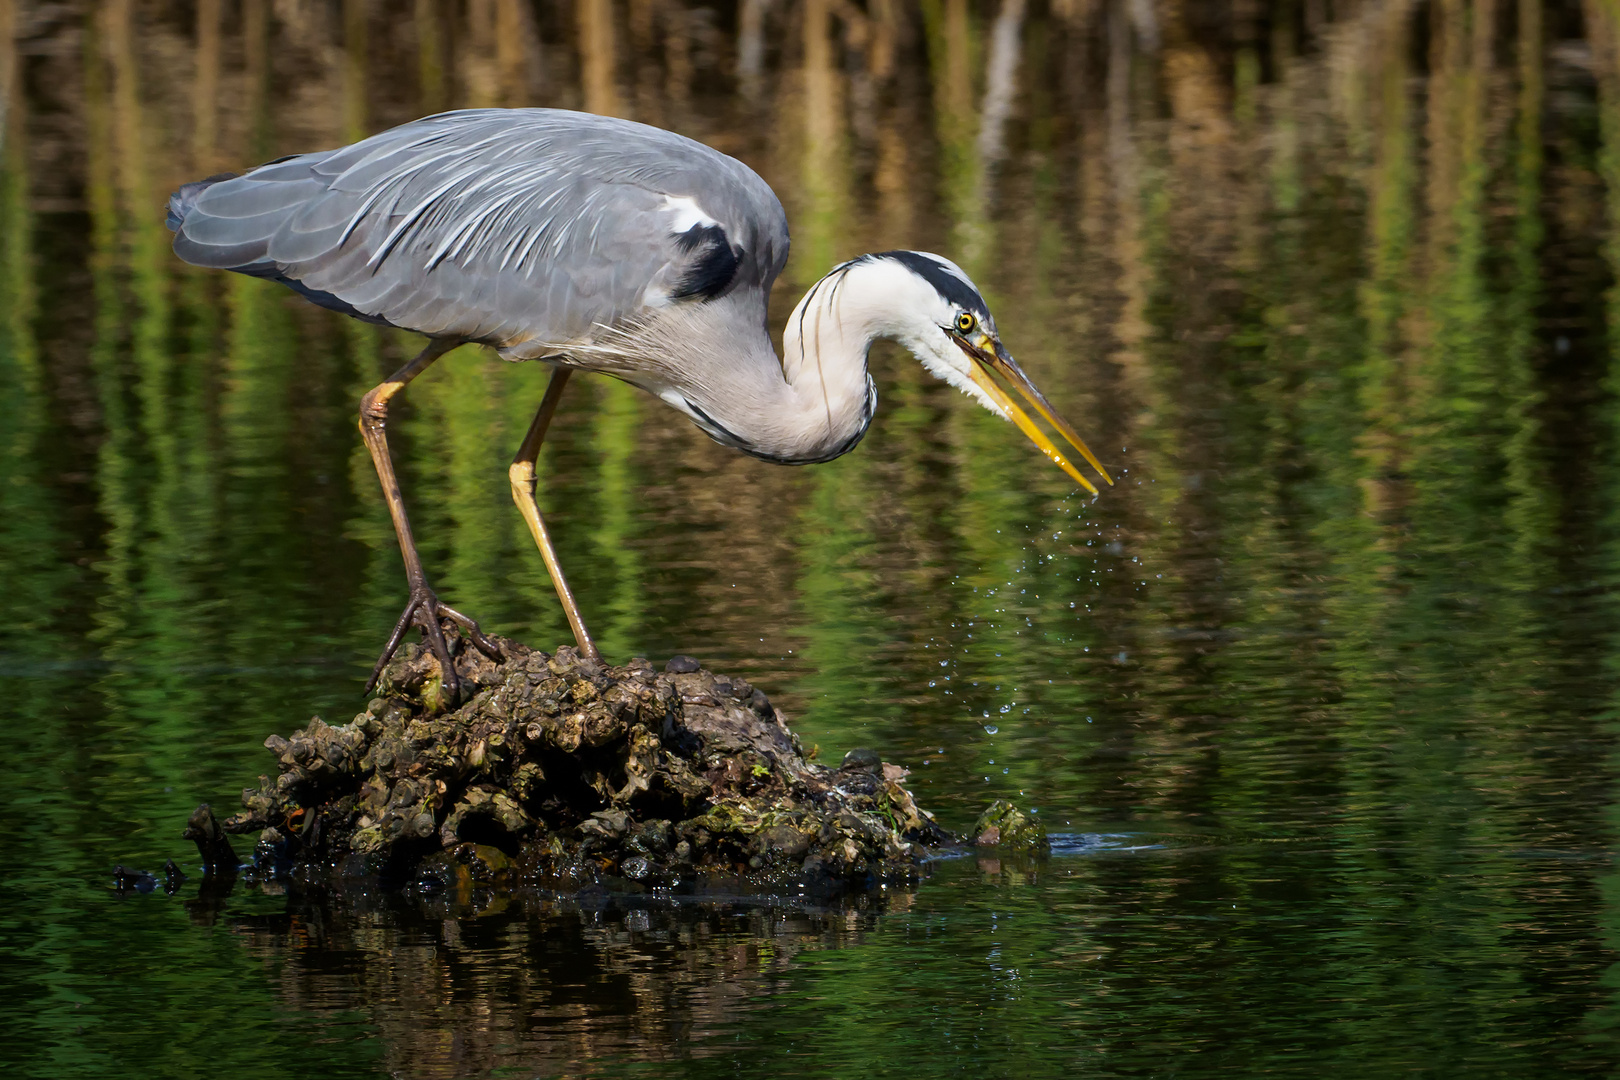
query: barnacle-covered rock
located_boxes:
[970,799,1051,855]
[216,636,956,891]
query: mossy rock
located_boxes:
[213,636,954,891]
[969,800,1050,855]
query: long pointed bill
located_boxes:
[953,336,1113,494]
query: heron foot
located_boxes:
[364,586,503,703]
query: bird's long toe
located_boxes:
[434,601,504,663]
[365,587,500,703]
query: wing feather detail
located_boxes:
[168,109,790,351]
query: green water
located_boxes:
[3,0,1620,1075]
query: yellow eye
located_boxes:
[955,312,976,334]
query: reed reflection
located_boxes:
[224,893,895,1079]
[0,0,1617,1074]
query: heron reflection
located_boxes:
[167,108,1111,698]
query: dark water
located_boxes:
[4,0,1620,1075]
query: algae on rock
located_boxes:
[969,799,1050,855]
[220,636,952,890]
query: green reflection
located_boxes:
[0,1,1615,1076]
[590,377,645,660]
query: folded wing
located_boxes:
[168,109,791,357]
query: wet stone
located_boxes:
[840,747,883,774]
[112,865,158,895]
[970,800,1050,855]
[207,634,1026,893]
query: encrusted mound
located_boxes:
[221,637,952,891]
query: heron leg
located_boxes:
[360,338,502,700]
[509,368,603,664]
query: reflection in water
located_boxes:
[1,0,1619,1075]
[223,887,902,1078]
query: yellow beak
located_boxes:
[952,334,1113,495]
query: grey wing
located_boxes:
[168,109,791,356]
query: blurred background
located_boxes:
[3,0,1620,1076]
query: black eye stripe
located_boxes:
[868,250,986,314]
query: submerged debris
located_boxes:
[215,636,958,892]
[184,803,241,874]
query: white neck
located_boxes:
[766,259,898,460]
[595,257,959,464]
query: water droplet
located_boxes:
[984,724,999,735]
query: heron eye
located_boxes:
[955,312,976,333]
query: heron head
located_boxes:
[861,251,1113,495]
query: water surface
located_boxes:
[2,0,1619,1075]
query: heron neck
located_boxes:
[768,262,900,460]
[611,263,892,464]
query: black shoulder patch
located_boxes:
[867,250,986,316]
[672,223,742,301]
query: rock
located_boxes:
[162,858,186,893]
[112,865,158,894]
[183,804,241,874]
[580,808,630,840]
[217,635,954,891]
[840,747,882,773]
[460,844,511,884]
[969,800,1050,855]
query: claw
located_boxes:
[436,602,505,663]
[367,601,424,694]
[364,586,503,704]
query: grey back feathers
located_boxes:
[167,109,790,358]
[167,111,1012,469]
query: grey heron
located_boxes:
[167,108,1111,699]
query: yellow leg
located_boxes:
[509,368,602,663]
